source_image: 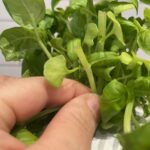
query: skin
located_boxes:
[0,76,100,150]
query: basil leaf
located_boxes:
[51,0,61,11]
[0,27,39,61]
[2,0,45,26]
[67,39,79,61]
[138,29,150,55]
[119,122,150,150]
[70,0,88,9]
[140,0,150,4]
[44,55,70,88]
[107,11,125,45]
[101,79,127,124]
[134,77,150,96]
[12,128,37,146]
[110,2,135,15]
[144,8,150,24]
[83,23,99,47]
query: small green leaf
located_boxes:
[120,52,133,65]
[140,0,150,4]
[101,79,127,125]
[50,38,65,51]
[134,77,150,96]
[88,52,120,67]
[12,128,37,146]
[119,122,150,150]
[138,29,150,55]
[83,23,99,47]
[67,39,80,61]
[107,11,125,45]
[0,27,39,61]
[2,0,45,26]
[70,0,87,9]
[93,66,115,81]
[110,2,135,15]
[51,0,61,11]
[144,8,150,24]
[70,10,87,38]
[44,55,70,88]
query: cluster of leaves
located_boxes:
[0,0,150,149]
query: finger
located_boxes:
[28,93,100,150]
[0,76,90,132]
[0,130,25,150]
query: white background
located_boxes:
[0,0,149,76]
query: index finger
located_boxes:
[0,76,90,132]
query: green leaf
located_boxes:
[0,27,39,61]
[70,0,88,9]
[101,79,127,125]
[83,23,99,47]
[140,0,150,4]
[119,122,150,150]
[107,11,125,45]
[12,128,37,146]
[70,10,87,38]
[120,52,133,65]
[22,49,47,76]
[138,29,150,55]
[51,0,61,11]
[131,0,138,10]
[144,8,150,24]
[110,2,135,15]
[2,0,45,26]
[134,77,150,96]
[50,38,65,51]
[93,66,115,81]
[88,52,120,67]
[44,55,70,88]
[67,39,80,61]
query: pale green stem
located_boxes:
[76,48,97,93]
[123,99,134,133]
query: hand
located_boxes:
[0,76,100,150]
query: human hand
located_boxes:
[0,76,100,150]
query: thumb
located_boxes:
[28,93,100,150]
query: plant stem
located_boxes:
[76,47,97,93]
[31,17,52,59]
[123,98,134,133]
[132,113,140,129]
[34,27,52,59]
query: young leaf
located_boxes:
[101,79,127,124]
[140,0,150,4]
[51,0,61,11]
[120,52,133,65]
[144,8,150,24]
[2,0,45,26]
[70,0,88,9]
[0,27,39,61]
[70,10,87,38]
[44,55,70,88]
[110,2,135,15]
[88,52,120,67]
[134,77,150,96]
[83,23,99,47]
[138,29,150,55]
[119,122,150,150]
[107,11,125,45]
[22,49,47,76]
[67,39,79,61]
[12,128,37,146]
[93,66,115,81]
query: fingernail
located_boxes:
[87,94,100,121]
